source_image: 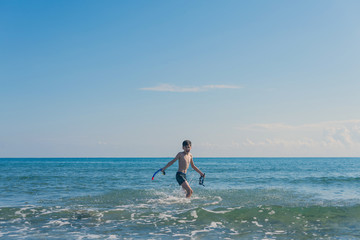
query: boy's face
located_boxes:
[183,145,191,153]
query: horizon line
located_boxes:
[1,156,359,159]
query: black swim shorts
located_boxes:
[176,172,187,185]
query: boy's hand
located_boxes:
[201,173,205,178]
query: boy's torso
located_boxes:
[178,152,192,173]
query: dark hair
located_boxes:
[182,140,192,147]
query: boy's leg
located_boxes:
[181,181,193,198]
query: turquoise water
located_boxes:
[1,158,360,239]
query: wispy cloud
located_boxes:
[140,84,242,92]
[191,120,360,157]
[236,119,360,152]
[237,120,360,132]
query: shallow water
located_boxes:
[1,158,360,239]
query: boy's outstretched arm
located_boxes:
[190,157,204,177]
[162,153,179,172]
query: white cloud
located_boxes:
[140,84,241,92]
[239,120,360,132]
[193,120,360,157]
[235,120,360,155]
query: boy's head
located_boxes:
[182,140,192,147]
[182,140,192,153]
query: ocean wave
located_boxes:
[290,176,360,184]
[2,188,360,239]
[2,203,360,239]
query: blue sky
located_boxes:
[1,0,360,157]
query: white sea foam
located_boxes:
[268,210,276,215]
[227,206,243,210]
[190,228,211,237]
[191,210,198,218]
[15,206,36,218]
[149,232,168,236]
[177,218,196,223]
[265,230,286,235]
[15,210,26,218]
[147,191,192,205]
[229,228,239,235]
[203,196,223,206]
[47,219,71,227]
[158,212,175,221]
[210,221,223,228]
[190,221,223,238]
[252,221,263,227]
[38,207,71,216]
[77,234,102,239]
[202,208,231,214]
[172,233,191,237]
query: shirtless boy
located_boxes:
[161,140,205,198]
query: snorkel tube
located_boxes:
[152,168,166,180]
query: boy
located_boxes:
[161,140,205,198]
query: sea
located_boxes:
[1,158,360,239]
